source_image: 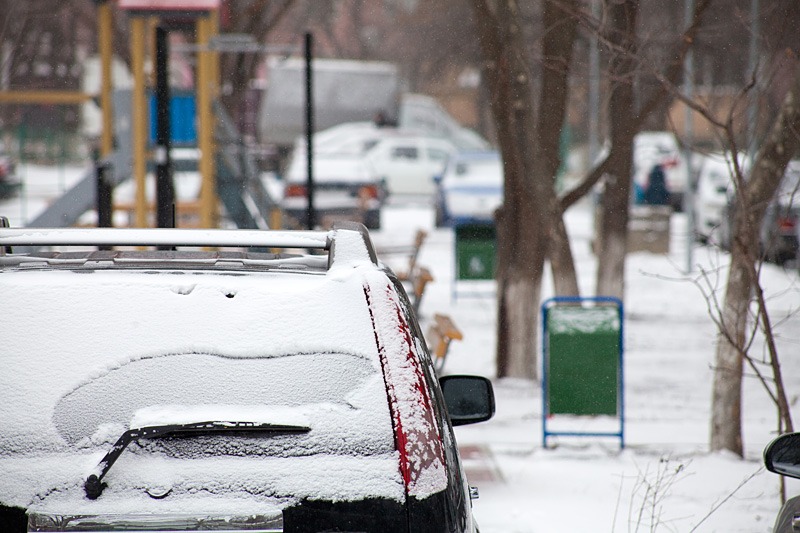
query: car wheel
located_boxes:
[363,210,381,230]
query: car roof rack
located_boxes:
[0,219,378,269]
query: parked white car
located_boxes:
[281,153,387,229]
[693,152,749,244]
[290,125,457,198]
[364,134,458,197]
[434,151,503,227]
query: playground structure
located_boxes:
[0,0,277,231]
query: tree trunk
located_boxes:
[473,0,577,379]
[710,234,749,456]
[549,201,580,296]
[711,60,800,455]
[595,1,639,299]
[472,0,545,379]
[495,200,545,379]
[540,0,580,298]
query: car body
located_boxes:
[632,131,690,211]
[761,160,800,264]
[291,126,458,198]
[0,221,495,532]
[434,151,503,227]
[290,122,383,158]
[718,159,800,264]
[763,432,800,532]
[281,153,387,229]
[693,152,749,244]
[364,135,458,197]
[0,148,20,200]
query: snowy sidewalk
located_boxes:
[460,444,504,484]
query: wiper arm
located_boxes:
[84,421,311,499]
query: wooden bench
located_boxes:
[377,229,433,312]
[426,313,463,372]
[411,266,434,313]
[393,229,428,282]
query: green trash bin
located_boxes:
[541,296,625,449]
[454,223,496,281]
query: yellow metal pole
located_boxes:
[131,16,148,228]
[270,207,283,230]
[0,91,93,104]
[197,14,217,229]
[97,0,114,158]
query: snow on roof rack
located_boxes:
[0,221,379,268]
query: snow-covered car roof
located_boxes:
[285,153,379,184]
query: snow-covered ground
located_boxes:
[374,200,800,533]
[2,163,800,532]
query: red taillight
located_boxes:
[777,215,796,233]
[661,157,679,169]
[358,185,380,200]
[364,284,447,497]
[284,184,307,197]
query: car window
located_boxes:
[427,148,449,162]
[1,270,390,451]
[0,267,407,510]
[50,352,394,457]
[391,146,419,160]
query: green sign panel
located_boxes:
[546,305,620,416]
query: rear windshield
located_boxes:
[51,351,394,457]
[0,268,402,511]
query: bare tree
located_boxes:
[592,1,639,299]
[0,1,95,133]
[669,71,796,461]
[471,0,577,379]
[559,0,712,300]
[218,0,296,134]
[709,60,800,456]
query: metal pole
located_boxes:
[684,0,695,273]
[305,32,315,230]
[96,161,113,229]
[155,26,175,229]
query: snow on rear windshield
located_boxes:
[0,267,404,512]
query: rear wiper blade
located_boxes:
[84,421,311,499]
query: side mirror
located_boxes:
[439,375,495,426]
[432,174,442,185]
[765,432,800,479]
